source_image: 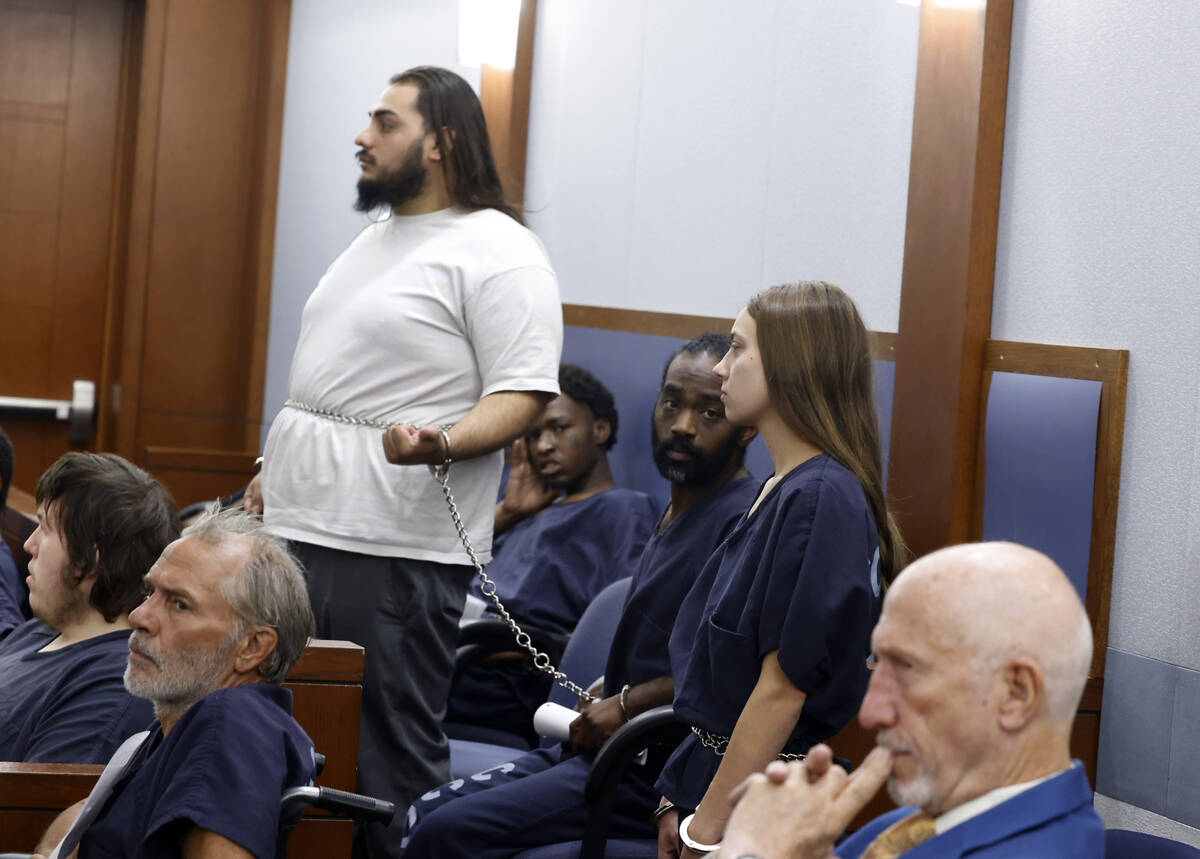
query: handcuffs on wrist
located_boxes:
[678,813,721,855]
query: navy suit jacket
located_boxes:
[836,762,1104,858]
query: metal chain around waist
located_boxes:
[283,399,596,704]
[691,726,806,761]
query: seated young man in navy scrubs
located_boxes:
[720,543,1103,859]
[446,364,658,741]
[30,510,317,859]
[403,334,761,856]
[0,452,176,763]
[0,427,29,638]
[0,426,28,638]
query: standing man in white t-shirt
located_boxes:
[245,66,562,858]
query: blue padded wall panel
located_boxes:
[981,372,1102,600]
[1097,649,1180,817]
[1167,665,1200,828]
[562,325,897,509]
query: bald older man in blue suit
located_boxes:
[714,542,1103,859]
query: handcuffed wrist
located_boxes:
[436,424,453,463]
[678,813,721,855]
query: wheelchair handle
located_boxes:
[280,786,395,824]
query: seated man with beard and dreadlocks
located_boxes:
[404,333,760,856]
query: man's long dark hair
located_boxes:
[390,66,522,223]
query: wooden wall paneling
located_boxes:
[1,0,130,484]
[286,819,352,858]
[115,0,290,500]
[114,0,167,461]
[479,0,538,208]
[970,340,1128,679]
[886,0,1014,559]
[49,0,127,400]
[138,0,258,439]
[241,0,291,452]
[96,0,145,453]
[140,445,257,507]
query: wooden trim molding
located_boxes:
[564,304,897,361]
[479,0,538,208]
[242,0,292,452]
[886,0,1015,559]
[140,446,259,473]
[971,340,1128,679]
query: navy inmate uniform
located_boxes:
[0,621,153,763]
[0,542,24,636]
[80,683,315,859]
[655,455,882,812]
[447,488,657,741]
[403,477,759,858]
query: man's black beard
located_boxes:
[651,422,743,487]
[354,140,428,212]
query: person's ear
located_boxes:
[74,548,101,592]
[430,126,454,162]
[996,658,1042,732]
[234,626,279,677]
[591,418,612,448]
[736,426,757,449]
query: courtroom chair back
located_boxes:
[1105,829,1200,858]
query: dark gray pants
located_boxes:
[290,541,473,859]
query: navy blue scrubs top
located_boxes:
[602,476,759,697]
[0,542,25,636]
[486,488,658,635]
[82,683,316,859]
[0,620,153,763]
[656,454,882,810]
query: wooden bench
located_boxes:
[0,639,364,858]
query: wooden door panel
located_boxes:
[1,0,287,505]
[0,115,65,213]
[0,6,72,104]
[0,305,52,395]
[139,0,260,424]
[0,212,57,305]
[0,0,128,485]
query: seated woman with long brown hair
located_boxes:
[654,281,905,857]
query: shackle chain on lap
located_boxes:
[691,726,805,761]
[284,399,597,704]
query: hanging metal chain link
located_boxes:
[691,726,805,761]
[431,447,595,703]
[284,399,596,704]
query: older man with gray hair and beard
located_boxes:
[27,510,317,859]
[715,542,1103,859]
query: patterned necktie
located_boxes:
[858,810,937,859]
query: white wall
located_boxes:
[994,3,1200,670]
[993,2,1200,841]
[523,0,919,331]
[263,0,479,443]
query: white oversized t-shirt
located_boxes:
[262,206,562,563]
